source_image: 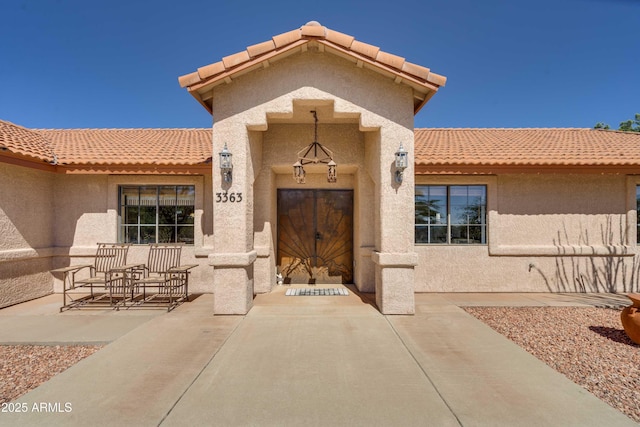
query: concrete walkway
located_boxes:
[0,290,635,426]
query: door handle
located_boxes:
[315,232,321,240]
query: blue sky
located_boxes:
[1,0,638,129]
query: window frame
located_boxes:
[415,184,487,245]
[118,185,196,245]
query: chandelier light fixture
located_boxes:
[292,111,337,184]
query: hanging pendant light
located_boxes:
[292,111,337,184]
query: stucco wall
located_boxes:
[51,174,215,293]
[257,124,378,292]
[415,174,640,293]
[0,163,55,307]
[208,46,417,313]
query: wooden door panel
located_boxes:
[277,189,353,284]
[315,190,353,282]
[277,190,315,281]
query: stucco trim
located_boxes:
[371,251,418,266]
[255,245,270,257]
[209,251,258,267]
[194,247,214,258]
[0,247,59,262]
[488,244,634,257]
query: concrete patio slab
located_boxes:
[389,303,634,426]
[0,290,636,426]
[0,294,161,345]
[161,301,460,427]
[0,294,242,427]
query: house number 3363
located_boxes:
[216,192,243,203]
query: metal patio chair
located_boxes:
[54,243,130,311]
[130,244,197,311]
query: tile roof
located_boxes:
[0,120,56,163]
[36,128,212,166]
[3,121,640,173]
[178,21,446,114]
[414,128,640,171]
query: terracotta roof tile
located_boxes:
[375,51,405,70]
[0,120,55,163]
[300,23,326,37]
[401,62,430,80]
[247,40,276,58]
[222,50,251,69]
[6,122,640,172]
[177,22,447,114]
[36,128,212,166]
[414,128,640,168]
[324,29,354,49]
[198,62,225,80]
[272,28,303,49]
[177,71,201,88]
[349,40,380,60]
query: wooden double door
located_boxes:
[277,189,353,284]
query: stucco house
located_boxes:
[2,22,640,315]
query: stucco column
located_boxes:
[372,125,417,314]
[209,120,256,314]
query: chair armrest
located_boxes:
[51,264,93,274]
[110,263,146,272]
[167,265,198,273]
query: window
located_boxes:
[119,185,195,244]
[415,185,487,244]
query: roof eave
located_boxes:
[414,163,640,175]
[0,152,57,172]
[186,39,311,112]
[56,163,213,175]
[182,36,445,116]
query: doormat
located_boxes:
[285,288,349,296]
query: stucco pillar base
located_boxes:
[209,251,257,315]
[253,244,275,294]
[372,252,417,315]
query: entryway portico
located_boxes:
[179,21,446,315]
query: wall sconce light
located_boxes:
[219,143,233,183]
[292,111,337,184]
[394,142,408,183]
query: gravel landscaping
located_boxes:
[0,345,102,405]
[465,306,640,424]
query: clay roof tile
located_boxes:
[414,128,640,168]
[0,120,55,163]
[178,72,201,88]
[324,29,354,49]
[349,40,380,59]
[198,62,226,80]
[300,23,326,37]
[402,62,431,80]
[247,40,277,58]
[35,128,212,166]
[272,28,302,49]
[177,22,447,103]
[375,51,406,70]
[222,50,251,69]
